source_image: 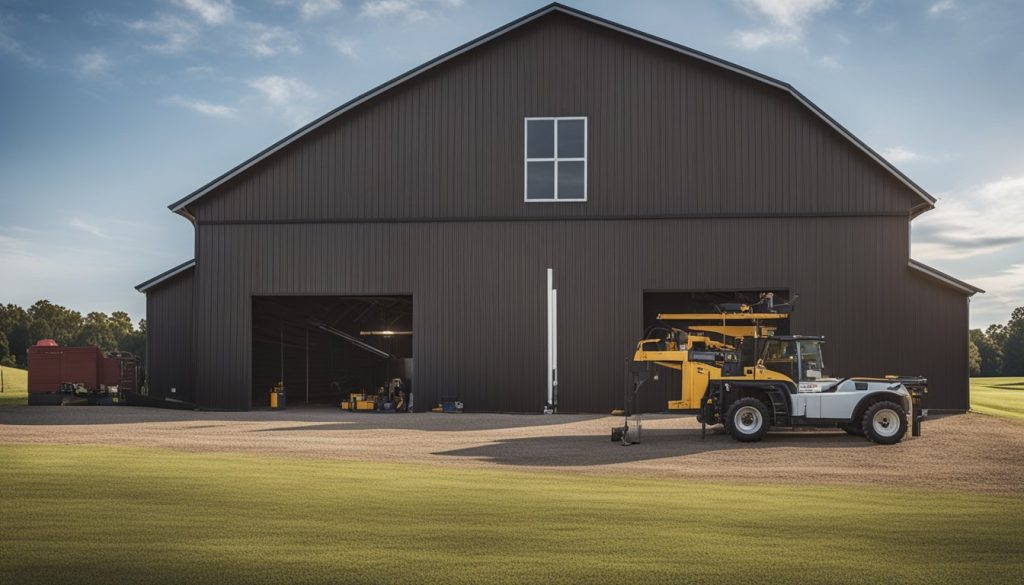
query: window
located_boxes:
[524,117,587,202]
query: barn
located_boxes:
[136,3,981,413]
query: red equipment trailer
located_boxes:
[27,340,140,405]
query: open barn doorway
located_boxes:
[252,296,413,409]
[639,290,790,413]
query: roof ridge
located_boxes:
[167,2,935,216]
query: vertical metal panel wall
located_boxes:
[170,12,969,412]
[188,217,968,412]
[145,270,194,403]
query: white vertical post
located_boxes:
[546,268,554,412]
[552,287,557,411]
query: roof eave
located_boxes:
[908,259,983,296]
[135,259,196,293]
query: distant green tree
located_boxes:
[970,329,1003,376]
[117,319,146,361]
[75,312,117,352]
[968,336,981,377]
[0,331,9,363]
[108,311,133,345]
[0,304,29,366]
[27,300,82,346]
[1001,307,1024,376]
[986,323,1007,347]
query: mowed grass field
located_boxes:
[0,365,27,406]
[971,377,1024,422]
[1,445,1022,585]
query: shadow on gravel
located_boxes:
[433,428,875,466]
[0,406,604,433]
[248,415,600,433]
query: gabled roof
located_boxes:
[135,259,196,293]
[909,259,983,296]
[167,2,936,217]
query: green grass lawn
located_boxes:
[0,365,27,406]
[1,445,1021,585]
[971,377,1024,422]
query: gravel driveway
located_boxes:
[2,406,1021,495]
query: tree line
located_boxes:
[970,306,1024,377]
[0,300,145,368]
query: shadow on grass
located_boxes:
[432,427,875,467]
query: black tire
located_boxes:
[861,401,907,445]
[725,397,770,442]
[839,422,864,437]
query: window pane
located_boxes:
[527,161,555,200]
[557,161,585,200]
[557,119,585,158]
[526,119,554,159]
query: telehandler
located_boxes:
[623,293,926,445]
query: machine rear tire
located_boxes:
[861,401,907,445]
[725,398,770,442]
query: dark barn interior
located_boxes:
[252,296,413,407]
[641,291,790,410]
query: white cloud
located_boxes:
[733,29,799,50]
[817,55,839,69]
[913,175,1024,327]
[0,16,43,66]
[248,75,314,105]
[163,95,238,118]
[69,218,111,239]
[360,0,428,21]
[75,50,110,77]
[928,0,956,17]
[184,64,216,76]
[248,75,317,126]
[244,23,301,57]
[300,0,344,20]
[913,175,1024,260]
[969,264,1024,326]
[273,0,344,20]
[173,0,234,25]
[331,38,359,58]
[881,146,921,163]
[127,14,198,54]
[736,0,837,29]
[732,0,836,49]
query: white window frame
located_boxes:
[524,116,587,203]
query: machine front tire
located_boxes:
[725,398,770,443]
[861,401,907,445]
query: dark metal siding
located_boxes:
[145,270,194,403]
[165,11,969,413]
[190,216,968,412]
[188,12,918,224]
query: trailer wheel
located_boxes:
[861,401,907,445]
[725,398,770,442]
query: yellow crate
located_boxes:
[355,400,376,411]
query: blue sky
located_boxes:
[0,0,1022,328]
